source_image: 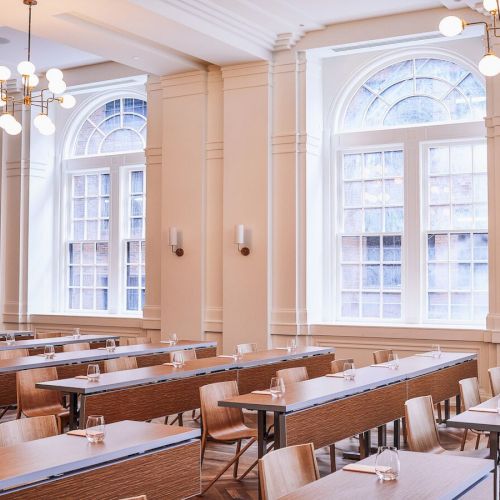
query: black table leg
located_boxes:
[444,399,450,421]
[257,410,267,458]
[393,419,400,449]
[69,393,78,430]
[490,431,499,500]
[455,395,461,415]
[365,430,372,456]
[377,425,387,447]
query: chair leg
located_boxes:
[16,407,21,419]
[238,442,274,481]
[437,402,442,424]
[329,444,336,472]
[402,417,407,445]
[164,415,169,425]
[475,432,481,450]
[201,438,256,495]
[200,432,207,464]
[460,429,468,451]
[177,413,183,426]
[233,439,242,478]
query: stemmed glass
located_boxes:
[86,415,105,443]
[375,446,400,480]
[269,377,285,397]
[431,344,441,359]
[106,339,116,352]
[287,338,297,352]
[388,353,399,370]
[5,333,15,345]
[233,345,243,361]
[172,351,184,368]
[73,328,80,339]
[170,333,178,346]
[44,345,55,359]
[343,362,356,381]
[87,364,100,382]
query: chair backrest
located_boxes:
[489,367,500,397]
[259,443,320,500]
[124,336,151,346]
[35,331,63,339]
[63,342,90,352]
[17,367,63,414]
[459,377,481,411]
[199,381,245,438]
[236,343,257,354]
[0,415,58,447]
[330,358,354,374]
[0,348,29,360]
[275,366,308,385]
[373,349,393,364]
[169,349,197,362]
[104,356,138,373]
[404,395,443,453]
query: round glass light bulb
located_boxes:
[484,0,498,12]
[60,94,76,109]
[39,121,55,136]
[5,120,22,135]
[26,74,39,88]
[17,60,35,76]
[45,67,63,82]
[0,113,16,129]
[439,16,464,37]
[0,98,5,108]
[0,66,11,81]
[34,113,51,129]
[48,79,66,94]
[479,53,500,76]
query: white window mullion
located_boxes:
[107,166,121,314]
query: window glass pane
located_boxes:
[385,96,448,127]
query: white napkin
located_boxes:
[343,464,390,474]
[274,347,290,350]
[370,363,391,368]
[67,429,87,437]
[74,375,88,380]
[217,355,236,359]
[163,362,176,366]
[469,406,498,413]
[251,390,273,395]
[326,373,345,378]
[415,353,438,358]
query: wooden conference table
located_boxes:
[0,333,119,352]
[220,352,477,458]
[36,346,335,429]
[0,420,200,499]
[279,450,493,500]
[0,340,217,412]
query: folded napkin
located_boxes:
[160,340,174,345]
[251,390,274,395]
[97,347,108,350]
[415,353,438,358]
[326,373,345,378]
[36,354,54,358]
[67,429,87,437]
[275,347,290,350]
[163,362,176,366]
[370,363,391,368]
[217,355,236,359]
[469,406,498,413]
[75,375,88,380]
[343,464,390,474]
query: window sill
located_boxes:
[312,321,486,331]
[28,313,144,329]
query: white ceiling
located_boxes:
[0,0,473,77]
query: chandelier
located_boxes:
[439,0,500,76]
[0,0,76,136]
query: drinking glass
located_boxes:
[431,344,441,359]
[287,338,297,352]
[170,333,178,346]
[172,351,184,368]
[233,345,243,361]
[388,353,399,370]
[343,362,356,381]
[87,364,100,382]
[269,377,285,397]
[106,339,116,352]
[5,333,15,345]
[375,446,400,481]
[73,328,80,339]
[86,415,105,443]
[44,345,55,359]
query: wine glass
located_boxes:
[388,353,399,370]
[73,328,80,339]
[86,415,105,443]
[233,345,243,361]
[106,339,116,352]
[5,333,15,345]
[44,345,55,359]
[269,377,285,397]
[172,351,184,368]
[343,362,356,381]
[375,446,400,480]
[287,338,297,352]
[431,344,441,359]
[87,364,100,382]
[170,333,178,346]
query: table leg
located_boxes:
[455,395,461,415]
[491,431,499,500]
[377,425,387,447]
[257,411,267,459]
[393,419,400,449]
[365,430,372,456]
[444,399,450,421]
[69,393,78,430]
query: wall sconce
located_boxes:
[234,224,250,256]
[169,227,184,257]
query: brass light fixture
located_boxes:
[0,0,76,136]
[439,0,500,76]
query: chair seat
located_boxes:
[23,405,68,419]
[210,424,257,442]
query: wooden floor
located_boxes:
[1,408,488,500]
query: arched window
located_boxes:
[330,55,487,325]
[73,98,147,157]
[343,58,485,131]
[64,94,146,315]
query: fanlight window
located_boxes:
[73,98,147,157]
[343,58,485,131]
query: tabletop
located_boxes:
[0,420,200,492]
[0,333,119,351]
[278,450,493,500]
[220,352,476,413]
[36,346,335,394]
[447,395,500,432]
[0,339,217,374]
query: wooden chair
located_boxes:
[199,380,257,494]
[104,356,138,373]
[488,366,500,397]
[275,366,308,385]
[0,415,58,447]
[405,395,488,458]
[35,331,64,339]
[124,336,151,346]
[236,343,257,354]
[0,348,28,360]
[259,443,319,500]
[330,358,354,374]
[459,377,488,450]
[16,367,68,433]
[62,342,90,352]
[373,349,393,364]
